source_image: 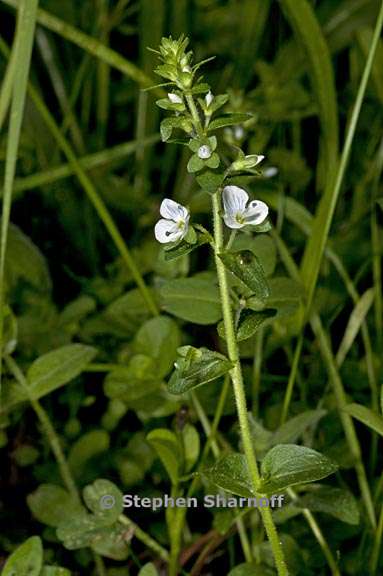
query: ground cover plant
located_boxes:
[0,0,383,575]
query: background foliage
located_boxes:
[0,0,382,575]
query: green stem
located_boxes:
[186,94,204,138]
[5,355,79,500]
[212,190,288,576]
[191,391,219,457]
[118,514,169,562]
[287,488,340,576]
[370,502,383,574]
[280,334,304,424]
[166,485,183,576]
[311,314,376,528]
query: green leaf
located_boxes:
[5,224,51,294]
[208,113,252,131]
[259,444,338,494]
[133,316,181,378]
[206,152,220,169]
[2,536,43,576]
[236,309,277,341]
[271,410,327,446]
[219,250,269,300]
[297,485,360,525]
[147,428,181,484]
[160,274,222,325]
[168,346,232,395]
[203,453,254,498]
[27,484,84,528]
[68,430,110,479]
[187,153,205,173]
[138,563,159,576]
[57,516,129,558]
[182,423,200,472]
[335,288,375,367]
[344,403,383,437]
[105,288,154,336]
[26,344,98,400]
[83,479,123,524]
[160,117,192,141]
[163,233,209,261]
[231,235,277,277]
[196,170,225,193]
[104,356,162,404]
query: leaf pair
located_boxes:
[204,444,338,496]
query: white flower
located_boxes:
[154,198,190,243]
[205,91,213,107]
[222,186,268,229]
[198,145,212,159]
[168,93,183,104]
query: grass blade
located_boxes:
[279,0,339,188]
[1,0,156,89]
[0,0,39,392]
[300,1,383,317]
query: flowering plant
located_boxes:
[151,35,339,576]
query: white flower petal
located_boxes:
[243,200,269,225]
[252,154,265,167]
[154,219,184,244]
[222,186,249,216]
[198,145,212,159]
[160,198,189,222]
[205,91,213,107]
[223,214,245,229]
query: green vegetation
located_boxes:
[0,1,383,575]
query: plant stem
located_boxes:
[211,190,288,576]
[5,355,79,500]
[287,488,340,576]
[186,94,203,138]
[118,514,169,562]
[370,502,383,574]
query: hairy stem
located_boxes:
[212,190,288,576]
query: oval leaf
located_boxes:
[160,274,222,325]
[297,485,360,525]
[27,344,97,400]
[259,444,338,494]
[2,536,43,576]
[219,251,269,300]
[147,428,181,485]
[168,346,232,395]
[203,453,254,498]
[27,484,84,528]
[208,113,252,131]
[83,479,123,524]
